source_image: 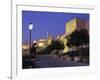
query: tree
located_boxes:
[66,29,89,62]
[67,29,89,47]
[49,40,64,50]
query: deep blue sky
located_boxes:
[22,11,89,43]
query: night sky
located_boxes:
[22,11,89,43]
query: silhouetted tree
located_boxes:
[49,40,64,50]
[67,29,89,47]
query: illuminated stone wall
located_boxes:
[66,18,89,35]
[64,18,89,53]
[66,18,77,35]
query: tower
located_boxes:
[66,17,89,35]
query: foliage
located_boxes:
[39,40,64,54]
[49,40,64,50]
[67,29,89,47]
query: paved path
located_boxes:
[34,55,89,68]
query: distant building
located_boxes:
[22,40,29,55]
[56,34,61,40]
[37,39,47,48]
[22,40,29,50]
[36,33,53,52]
[36,39,48,52]
[22,44,29,50]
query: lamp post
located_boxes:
[28,23,33,55]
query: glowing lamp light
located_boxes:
[28,23,33,30]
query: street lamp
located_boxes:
[28,23,33,55]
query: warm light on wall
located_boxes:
[66,18,76,35]
[22,45,29,49]
[38,43,44,47]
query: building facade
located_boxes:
[66,18,89,35]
